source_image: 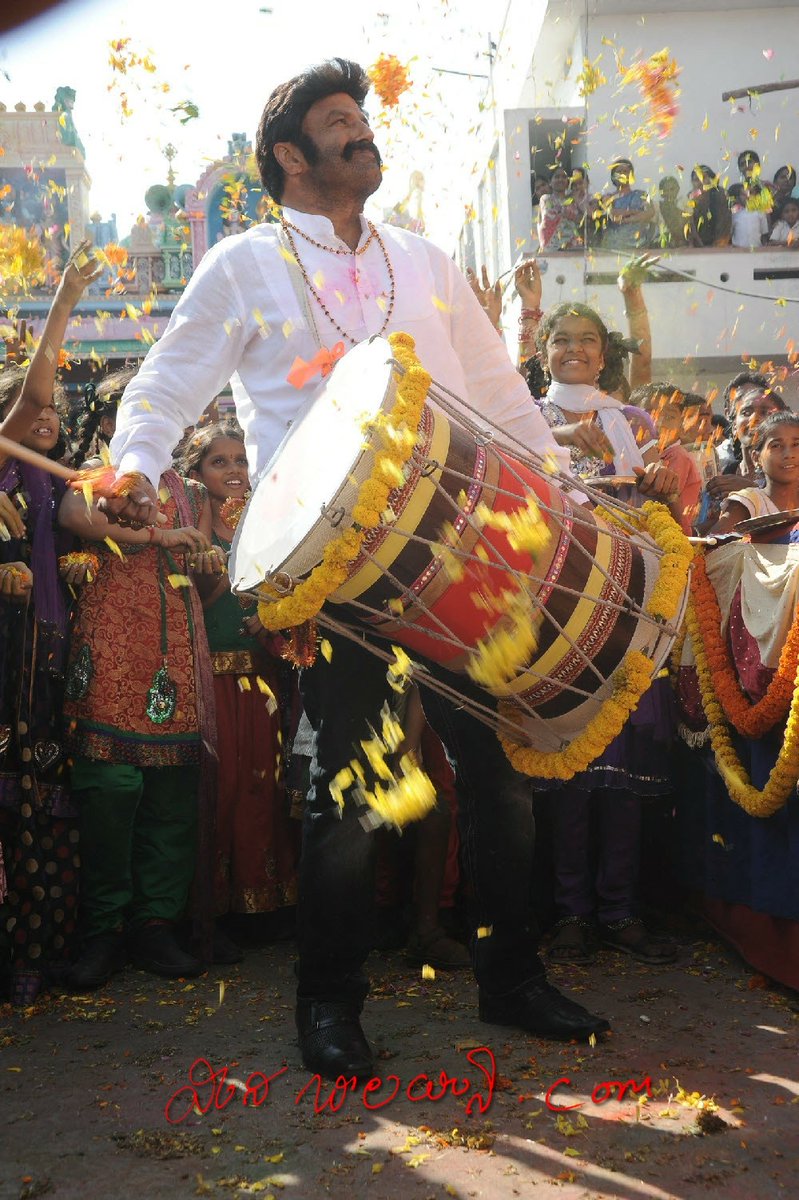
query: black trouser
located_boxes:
[297,629,545,1006]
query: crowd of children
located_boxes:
[0,236,797,1014]
[533,149,799,252]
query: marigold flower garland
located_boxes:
[257,332,429,632]
[499,501,692,780]
[596,501,694,621]
[686,595,799,817]
[690,552,799,738]
[499,649,656,781]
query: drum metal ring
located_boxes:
[266,571,295,594]
[419,458,441,478]
[475,430,495,447]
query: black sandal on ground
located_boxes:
[547,916,597,964]
[600,917,677,964]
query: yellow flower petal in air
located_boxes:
[255,676,278,714]
[330,766,355,811]
[359,735,394,782]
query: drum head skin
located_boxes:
[230,337,396,593]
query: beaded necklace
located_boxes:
[279,216,396,347]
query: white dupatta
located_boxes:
[546,381,646,474]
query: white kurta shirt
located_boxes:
[111,206,568,487]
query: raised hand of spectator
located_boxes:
[618,252,660,293]
[466,266,503,330]
[58,239,103,306]
[515,258,543,310]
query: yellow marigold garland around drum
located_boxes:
[686,586,799,818]
[256,332,429,633]
[498,501,693,781]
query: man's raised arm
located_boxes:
[106,247,248,523]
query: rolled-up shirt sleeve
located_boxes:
[110,245,248,487]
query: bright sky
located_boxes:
[0,0,501,248]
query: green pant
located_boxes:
[71,758,199,936]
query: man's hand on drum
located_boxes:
[553,418,614,460]
[633,462,680,501]
[97,472,164,528]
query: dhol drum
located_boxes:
[230,336,685,752]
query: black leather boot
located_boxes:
[296,999,374,1079]
[479,978,610,1041]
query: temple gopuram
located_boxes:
[0,90,273,408]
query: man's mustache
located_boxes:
[343,139,382,166]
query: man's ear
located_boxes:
[273,141,308,181]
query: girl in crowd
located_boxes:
[58,374,220,991]
[537,167,583,251]
[679,412,799,985]
[769,197,799,247]
[697,376,785,532]
[711,411,799,530]
[532,302,679,963]
[67,373,122,467]
[630,382,711,533]
[687,165,732,247]
[181,422,298,946]
[0,244,99,1004]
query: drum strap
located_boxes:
[276,225,325,352]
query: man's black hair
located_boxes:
[255,58,370,201]
[723,371,772,413]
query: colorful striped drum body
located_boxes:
[231,337,675,749]
[328,392,663,746]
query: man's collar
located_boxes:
[281,206,370,250]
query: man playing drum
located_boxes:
[105,58,610,1078]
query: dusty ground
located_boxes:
[1,927,797,1200]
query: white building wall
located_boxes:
[450,0,799,395]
